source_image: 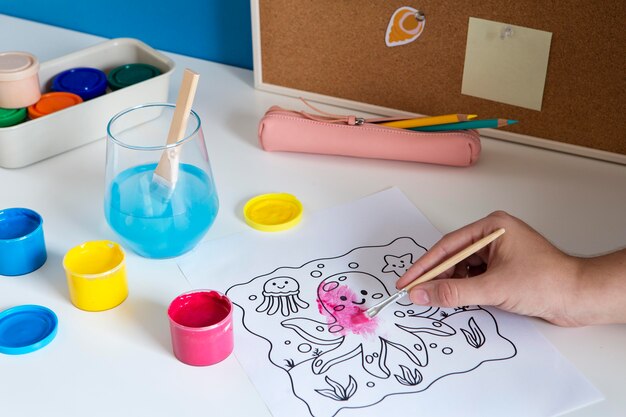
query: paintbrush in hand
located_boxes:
[365,228,506,319]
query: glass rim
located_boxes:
[106,103,202,151]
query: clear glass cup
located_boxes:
[104,103,219,258]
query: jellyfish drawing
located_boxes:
[256,276,310,317]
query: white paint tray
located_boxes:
[0,38,175,168]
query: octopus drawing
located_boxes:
[226,237,517,417]
[283,271,457,378]
[256,276,309,316]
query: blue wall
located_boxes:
[0,0,253,69]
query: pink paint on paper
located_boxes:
[317,284,378,336]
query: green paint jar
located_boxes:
[107,63,161,91]
[0,107,27,127]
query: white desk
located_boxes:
[1,15,625,417]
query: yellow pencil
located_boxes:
[380,114,477,129]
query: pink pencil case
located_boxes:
[258,105,481,167]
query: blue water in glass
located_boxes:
[104,163,218,258]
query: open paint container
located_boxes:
[63,240,128,311]
[0,207,47,276]
[168,290,234,366]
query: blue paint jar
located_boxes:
[51,67,107,101]
[0,208,47,276]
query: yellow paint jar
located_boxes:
[63,240,128,312]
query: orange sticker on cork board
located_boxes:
[385,6,426,47]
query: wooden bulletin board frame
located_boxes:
[251,0,626,165]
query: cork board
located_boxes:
[251,0,626,164]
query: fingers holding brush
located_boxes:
[395,213,499,289]
[394,211,625,327]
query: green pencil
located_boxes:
[408,119,517,132]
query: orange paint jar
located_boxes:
[27,92,83,119]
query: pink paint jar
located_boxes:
[0,52,41,109]
[167,290,234,366]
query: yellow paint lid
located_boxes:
[244,193,303,232]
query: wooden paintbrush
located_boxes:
[152,68,200,198]
[365,228,506,319]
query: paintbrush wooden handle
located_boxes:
[165,69,199,145]
[402,228,506,292]
[154,69,200,183]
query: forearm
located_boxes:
[573,248,626,326]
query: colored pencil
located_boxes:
[365,228,506,319]
[408,119,517,132]
[380,114,477,129]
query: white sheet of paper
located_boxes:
[462,17,552,111]
[178,188,602,417]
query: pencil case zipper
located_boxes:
[262,107,476,136]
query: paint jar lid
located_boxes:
[244,193,303,232]
[51,67,107,100]
[28,92,83,119]
[0,51,39,82]
[107,63,161,90]
[0,107,27,127]
[0,305,58,355]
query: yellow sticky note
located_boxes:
[462,17,552,111]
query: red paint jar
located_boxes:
[167,290,234,366]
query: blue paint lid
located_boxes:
[52,67,107,101]
[0,305,58,355]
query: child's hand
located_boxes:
[396,211,626,326]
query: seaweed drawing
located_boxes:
[461,317,486,349]
[315,376,358,401]
[394,365,424,386]
[226,237,518,417]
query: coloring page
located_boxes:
[178,188,602,417]
[226,237,517,417]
